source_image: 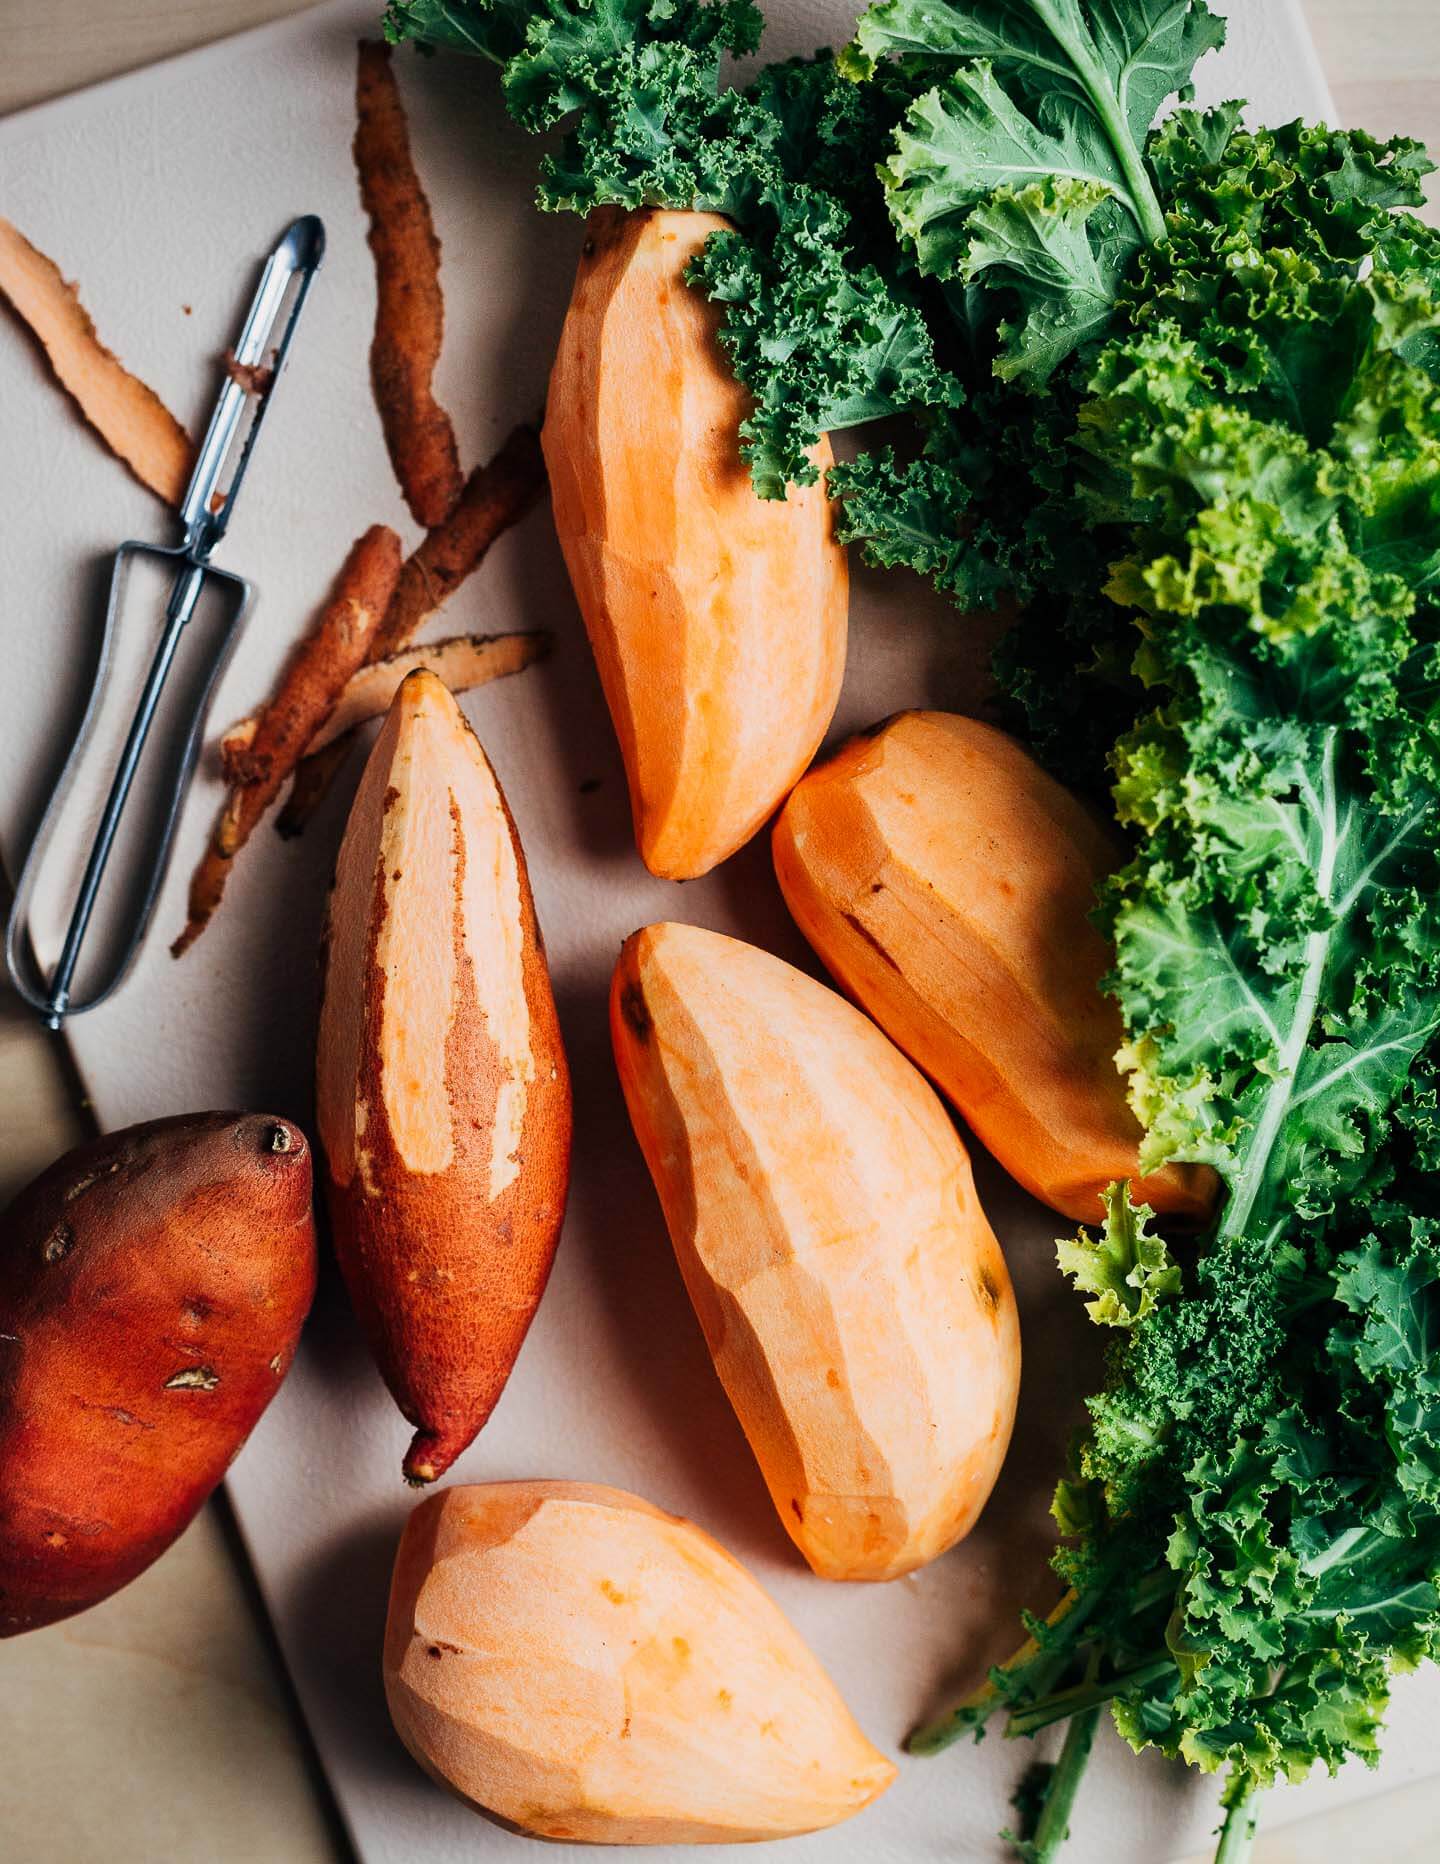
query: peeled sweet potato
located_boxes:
[0,1113,316,1636]
[543,207,848,880]
[316,670,571,1485]
[772,711,1217,1226]
[612,923,1019,1582]
[384,1481,895,1842]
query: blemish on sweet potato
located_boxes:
[619,982,651,1044]
[840,911,902,971]
[63,1158,127,1203]
[163,1366,221,1392]
[42,1224,74,1265]
[97,1406,155,1431]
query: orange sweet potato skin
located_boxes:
[0,1114,316,1636]
[543,206,848,880]
[316,673,572,1485]
[773,711,1216,1227]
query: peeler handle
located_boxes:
[5,545,250,1028]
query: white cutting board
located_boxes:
[0,3,1432,1860]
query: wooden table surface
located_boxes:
[0,4,1436,1861]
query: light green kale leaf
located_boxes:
[1058,1182,1180,1327]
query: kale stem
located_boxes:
[1005,1655,1174,1739]
[1022,1702,1101,1863]
[1213,1785,1261,1864]
[1033,15,1167,245]
[1213,729,1340,1248]
[907,1588,1090,1756]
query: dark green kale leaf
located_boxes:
[906,104,1440,1862]
[387,0,959,491]
[848,0,1226,382]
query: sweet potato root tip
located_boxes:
[355,40,463,529]
[0,216,196,505]
[173,524,404,954]
[402,1438,442,1486]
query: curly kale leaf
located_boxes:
[849,0,1225,381]
[688,60,961,493]
[907,107,1440,1849]
[388,4,957,490]
[386,0,768,211]
[1081,1217,1440,1796]
[845,0,1225,145]
[1058,1183,1179,1327]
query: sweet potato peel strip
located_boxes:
[356,41,463,529]
[173,524,404,956]
[275,424,547,835]
[0,216,196,505]
[220,629,550,778]
[374,423,547,657]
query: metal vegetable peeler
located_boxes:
[5,215,325,1030]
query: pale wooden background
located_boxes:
[0,3,1436,1861]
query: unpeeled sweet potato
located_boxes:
[0,1113,316,1636]
[543,207,848,880]
[316,670,571,1484]
[384,1481,895,1842]
[612,922,1020,1582]
[772,711,1218,1226]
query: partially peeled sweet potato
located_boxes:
[612,922,1020,1581]
[384,1481,896,1841]
[316,670,571,1484]
[0,1113,316,1636]
[773,711,1217,1226]
[543,207,848,879]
